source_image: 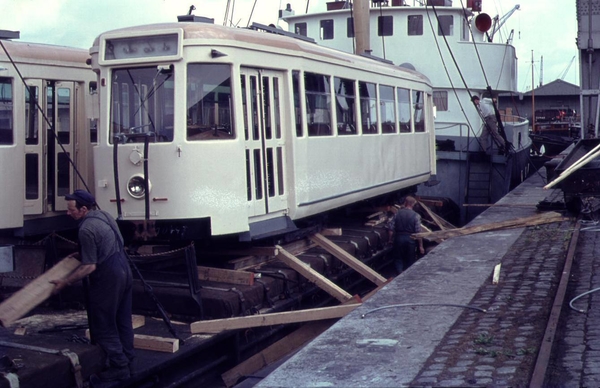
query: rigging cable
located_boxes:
[247,0,259,28]
[424,5,502,168]
[0,39,93,196]
[459,0,547,184]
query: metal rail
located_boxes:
[529,219,581,387]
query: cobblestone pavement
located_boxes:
[546,219,600,388]
[411,219,575,387]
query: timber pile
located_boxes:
[413,212,569,242]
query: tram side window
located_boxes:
[25,86,39,145]
[0,78,13,145]
[380,85,396,133]
[378,16,393,37]
[413,90,426,132]
[57,87,71,145]
[359,81,378,134]
[335,77,357,135]
[320,19,334,40]
[408,15,423,36]
[397,87,411,133]
[293,71,303,137]
[438,15,453,36]
[187,63,234,141]
[305,72,332,136]
[433,90,448,111]
[110,66,174,143]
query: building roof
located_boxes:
[523,79,580,97]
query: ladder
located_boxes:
[465,152,492,220]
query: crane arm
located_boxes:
[489,4,520,41]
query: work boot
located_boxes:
[98,365,130,381]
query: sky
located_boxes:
[1,0,579,92]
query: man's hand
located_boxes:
[50,279,68,295]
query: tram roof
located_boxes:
[92,22,431,86]
[0,39,89,67]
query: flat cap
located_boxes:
[65,189,96,208]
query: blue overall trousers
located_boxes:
[85,216,135,368]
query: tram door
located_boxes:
[24,80,76,215]
[241,68,287,218]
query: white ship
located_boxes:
[280,0,531,223]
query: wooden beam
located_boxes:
[132,315,146,329]
[413,212,569,241]
[275,246,353,303]
[190,302,361,334]
[309,233,387,286]
[197,266,255,286]
[418,200,456,230]
[221,319,334,387]
[0,257,80,327]
[86,330,179,353]
[134,334,179,353]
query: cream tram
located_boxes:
[0,32,98,237]
[89,21,436,242]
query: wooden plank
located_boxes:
[197,266,254,286]
[227,255,275,270]
[418,200,456,230]
[134,334,179,353]
[190,303,360,334]
[321,228,342,236]
[86,330,179,353]
[413,212,569,241]
[0,257,81,327]
[309,233,387,286]
[275,246,353,303]
[132,315,145,329]
[221,319,335,387]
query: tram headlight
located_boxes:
[127,175,150,199]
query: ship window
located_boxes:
[305,72,332,136]
[433,91,448,111]
[413,90,426,132]
[293,71,303,137]
[437,15,453,36]
[187,63,234,141]
[335,77,357,135]
[320,19,334,40]
[461,18,470,41]
[0,78,13,145]
[397,87,411,133]
[408,15,423,36]
[295,23,307,36]
[359,82,378,134]
[378,15,393,37]
[347,17,355,38]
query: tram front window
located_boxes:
[110,66,174,143]
[186,63,234,140]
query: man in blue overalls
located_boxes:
[51,190,134,382]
